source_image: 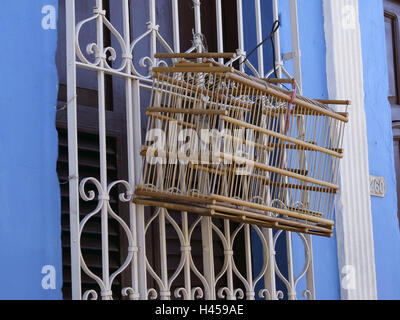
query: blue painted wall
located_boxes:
[0,0,62,299]
[359,0,400,300]
[0,0,397,301]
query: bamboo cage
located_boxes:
[133,53,349,237]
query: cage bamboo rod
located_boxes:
[135,187,215,204]
[268,182,336,194]
[211,211,332,237]
[315,99,351,105]
[221,115,344,159]
[153,66,235,73]
[133,198,214,216]
[189,163,271,184]
[147,107,228,115]
[154,52,237,59]
[209,204,330,232]
[266,142,343,154]
[265,78,295,84]
[227,73,349,122]
[263,106,345,118]
[174,62,214,68]
[211,194,334,226]
[146,111,197,129]
[153,73,252,109]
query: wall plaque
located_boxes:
[369,175,386,198]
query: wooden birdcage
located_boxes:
[133,53,349,237]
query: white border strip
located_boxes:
[323,0,377,300]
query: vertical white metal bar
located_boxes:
[262,228,276,300]
[192,0,216,299]
[193,0,202,37]
[133,78,147,299]
[122,0,139,300]
[283,0,297,290]
[152,88,169,300]
[289,0,315,300]
[289,0,302,92]
[193,0,202,54]
[181,209,192,299]
[244,225,255,300]
[217,0,234,294]
[202,153,216,294]
[95,0,112,300]
[150,0,157,61]
[304,234,315,299]
[132,5,152,299]
[236,0,244,53]
[150,0,170,300]
[286,232,296,300]
[236,0,245,72]
[171,0,194,300]
[215,0,224,64]
[159,208,170,300]
[66,0,82,300]
[254,0,264,77]
[132,0,160,300]
[224,221,234,300]
[272,0,282,79]
[171,0,180,53]
[201,217,216,300]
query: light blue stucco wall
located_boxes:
[0,0,62,299]
[359,0,400,300]
[0,0,397,301]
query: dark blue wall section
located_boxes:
[359,0,400,300]
[0,0,62,299]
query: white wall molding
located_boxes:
[323,0,377,300]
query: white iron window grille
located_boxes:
[63,0,316,300]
